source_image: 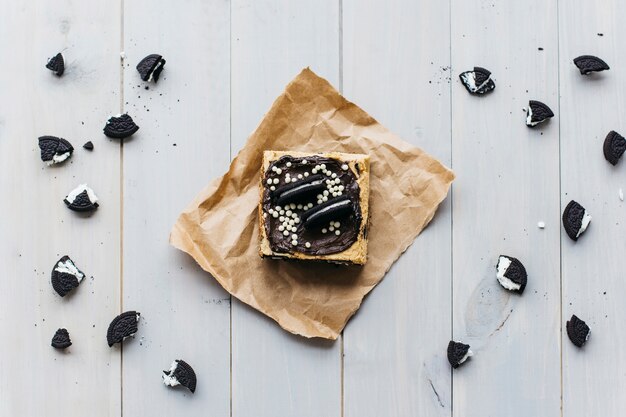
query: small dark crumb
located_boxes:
[598,33,604,36]
[83,141,94,151]
[538,47,544,51]
[145,86,149,90]
[172,143,177,146]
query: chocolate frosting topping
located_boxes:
[262,155,362,255]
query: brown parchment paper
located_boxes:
[170,68,455,339]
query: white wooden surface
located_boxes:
[3,0,626,416]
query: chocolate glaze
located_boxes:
[262,155,362,255]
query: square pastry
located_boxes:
[259,151,370,265]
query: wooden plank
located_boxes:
[0,1,121,415]
[121,0,231,415]
[559,2,626,416]
[230,1,341,416]
[342,1,452,416]
[450,0,561,415]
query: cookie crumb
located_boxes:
[537,221,545,229]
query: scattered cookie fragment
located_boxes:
[447,340,472,369]
[83,141,94,151]
[538,221,546,229]
[566,314,590,347]
[107,311,140,346]
[38,136,74,165]
[526,100,554,127]
[64,184,99,212]
[51,255,85,297]
[459,67,495,95]
[46,53,65,76]
[562,200,591,241]
[162,359,197,393]
[603,130,626,165]
[51,328,72,349]
[573,55,610,75]
[620,188,624,201]
[496,255,527,293]
[136,54,166,83]
[103,114,139,139]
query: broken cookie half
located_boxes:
[107,311,140,347]
[136,54,166,83]
[103,114,139,139]
[447,340,472,369]
[64,184,99,212]
[562,200,591,241]
[526,100,554,127]
[496,255,527,293]
[38,136,74,165]
[51,255,85,297]
[566,314,590,347]
[46,52,65,76]
[162,359,197,393]
[603,130,626,165]
[51,328,72,349]
[459,67,495,95]
[573,55,610,75]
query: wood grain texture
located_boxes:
[342,1,452,416]
[0,1,122,416]
[559,1,626,415]
[121,0,231,415]
[451,0,561,415]
[230,1,341,416]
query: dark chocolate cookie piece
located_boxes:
[562,200,591,241]
[603,130,626,165]
[496,255,527,293]
[459,67,495,95]
[573,55,610,75]
[64,184,99,212]
[302,196,355,229]
[51,328,72,349]
[103,114,139,139]
[447,340,472,369]
[38,136,74,165]
[162,359,197,393]
[526,100,554,127]
[107,311,140,346]
[83,141,94,151]
[51,255,85,297]
[46,53,65,76]
[566,314,590,347]
[136,54,166,83]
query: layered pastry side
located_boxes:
[258,151,370,265]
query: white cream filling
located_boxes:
[461,71,491,93]
[458,348,473,365]
[46,151,71,166]
[526,106,541,126]
[54,259,84,282]
[496,256,521,291]
[147,60,164,82]
[66,184,98,205]
[307,199,351,222]
[162,361,181,387]
[122,313,140,341]
[576,211,591,238]
[281,180,323,198]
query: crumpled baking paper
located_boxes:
[170,68,454,339]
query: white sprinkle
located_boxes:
[305,242,311,248]
[286,210,292,216]
[289,178,295,183]
[273,178,280,184]
[341,164,349,170]
[322,196,328,202]
[271,166,277,172]
[307,203,314,208]
[331,173,337,178]
[297,204,303,210]
[279,210,285,215]
[291,240,298,246]
[537,221,545,229]
[338,185,344,191]
[298,174,303,179]
[322,228,328,233]
[275,206,282,211]
[326,180,332,185]
[286,162,292,167]
[317,194,323,200]
[283,230,289,236]
[321,164,326,169]
[335,222,341,227]
[337,191,343,196]
[270,186,275,191]
[292,234,298,239]
[317,200,323,205]
[294,218,300,224]
[278,225,285,231]
[325,171,332,176]
[620,188,624,201]
[323,190,329,196]
[335,230,340,235]
[329,226,335,232]
[263,212,268,218]
[120,51,126,59]
[304,172,309,177]
[267,179,272,185]
[332,192,338,197]
[334,178,341,184]
[269,208,274,214]
[272,212,279,218]
[289,203,296,209]
[276,168,282,174]
[279,216,285,221]
[289,219,295,225]
[302,160,308,165]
